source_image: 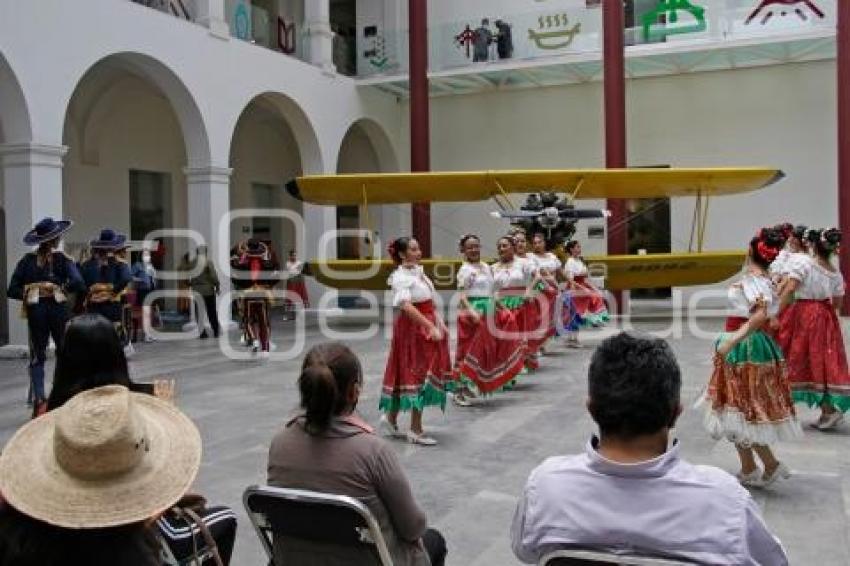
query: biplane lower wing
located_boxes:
[305,251,745,292]
[286,168,783,205]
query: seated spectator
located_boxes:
[0,385,201,566]
[268,342,447,566]
[44,313,237,565]
[511,332,788,565]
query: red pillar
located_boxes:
[409,0,431,256]
[603,0,627,309]
[839,1,850,315]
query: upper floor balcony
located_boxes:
[357,0,837,97]
[126,0,837,97]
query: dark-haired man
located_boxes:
[511,332,788,565]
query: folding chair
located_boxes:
[242,485,393,566]
[539,548,695,566]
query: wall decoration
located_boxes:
[528,13,582,50]
[233,0,251,41]
[745,0,824,25]
[363,27,397,73]
[641,0,706,42]
[454,24,478,59]
[277,17,296,54]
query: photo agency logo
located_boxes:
[136,216,731,361]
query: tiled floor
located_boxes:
[1,316,848,565]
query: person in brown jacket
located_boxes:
[267,342,447,566]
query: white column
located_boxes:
[304,0,336,73]
[185,165,232,326]
[196,0,230,39]
[0,143,67,346]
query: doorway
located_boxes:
[627,197,672,299]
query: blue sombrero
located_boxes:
[89,229,127,250]
[23,217,73,246]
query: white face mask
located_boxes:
[142,252,152,264]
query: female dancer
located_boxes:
[7,217,85,417]
[778,228,849,430]
[703,228,801,487]
[455,234,525,401]
[492,235,540,374]
[380,236,452,445]
[771,223,808,287]
[530,232,562,352]
[509,229,544,368]
[563,240,609,346]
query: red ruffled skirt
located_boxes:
[380,300,453,412]
[456,302,526,393]
[526,285,558,353]
[572,275,609,323]
[777,299,850,412]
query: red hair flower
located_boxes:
[757,240,779,262]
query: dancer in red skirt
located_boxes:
[510,230,544,370]
[455,234,525,402]
[380,237,452,446]
[778,228,849,430]
[284,249,309,320]
[530,232,562,353]
[564,240,609,347]
[492,235,540,375]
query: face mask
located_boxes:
[142,252,151,264]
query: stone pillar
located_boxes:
[0,143,67,346]
[185,166,232,302]
[196,0,230,39]
[304,0,335,73]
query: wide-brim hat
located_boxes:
[89,228,128,250]
[0,385,201,528]
[23,217,73,246]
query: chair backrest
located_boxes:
[243,485,393,566]
[539,548,696,566]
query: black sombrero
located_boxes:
[23,217,73,246]
[89,229,128,250]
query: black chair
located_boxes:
[539,548,695,566]
[242,485,393,566]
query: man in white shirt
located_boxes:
[511,332,788,565]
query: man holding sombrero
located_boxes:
[79,229,133,344]
[7,217,86,417]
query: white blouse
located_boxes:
[388,265,436,307]
[491,259,535,290]
[457,261,494,297]
[565,257,588,279]
[285,260,304,276]
[533,252,562,274]
[788,257,845,300]
[769,250,808,278]
[727,274,779,318]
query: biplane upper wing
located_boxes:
[286,168,784,206]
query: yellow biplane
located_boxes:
[285,168,784,291]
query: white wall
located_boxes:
[415,60,836,269]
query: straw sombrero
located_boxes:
[0,385,201,528]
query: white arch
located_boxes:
[229,91,324,175]
[60,52,210,166]
[336,118,400,173]
[0,52,32,143]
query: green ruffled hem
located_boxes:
[580,311,610,328]
[792,391,850,413]
[379,380,447,413]
[717,331,784,365]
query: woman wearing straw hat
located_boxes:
[0,385,202,565]
[7,217,85,418]
[79,229,133,344]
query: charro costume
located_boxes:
[233,239,278,354]
[7,217,85,416]
[79,229,133,344]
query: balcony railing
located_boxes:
[357,0,836,79]
[130,0,196,22]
